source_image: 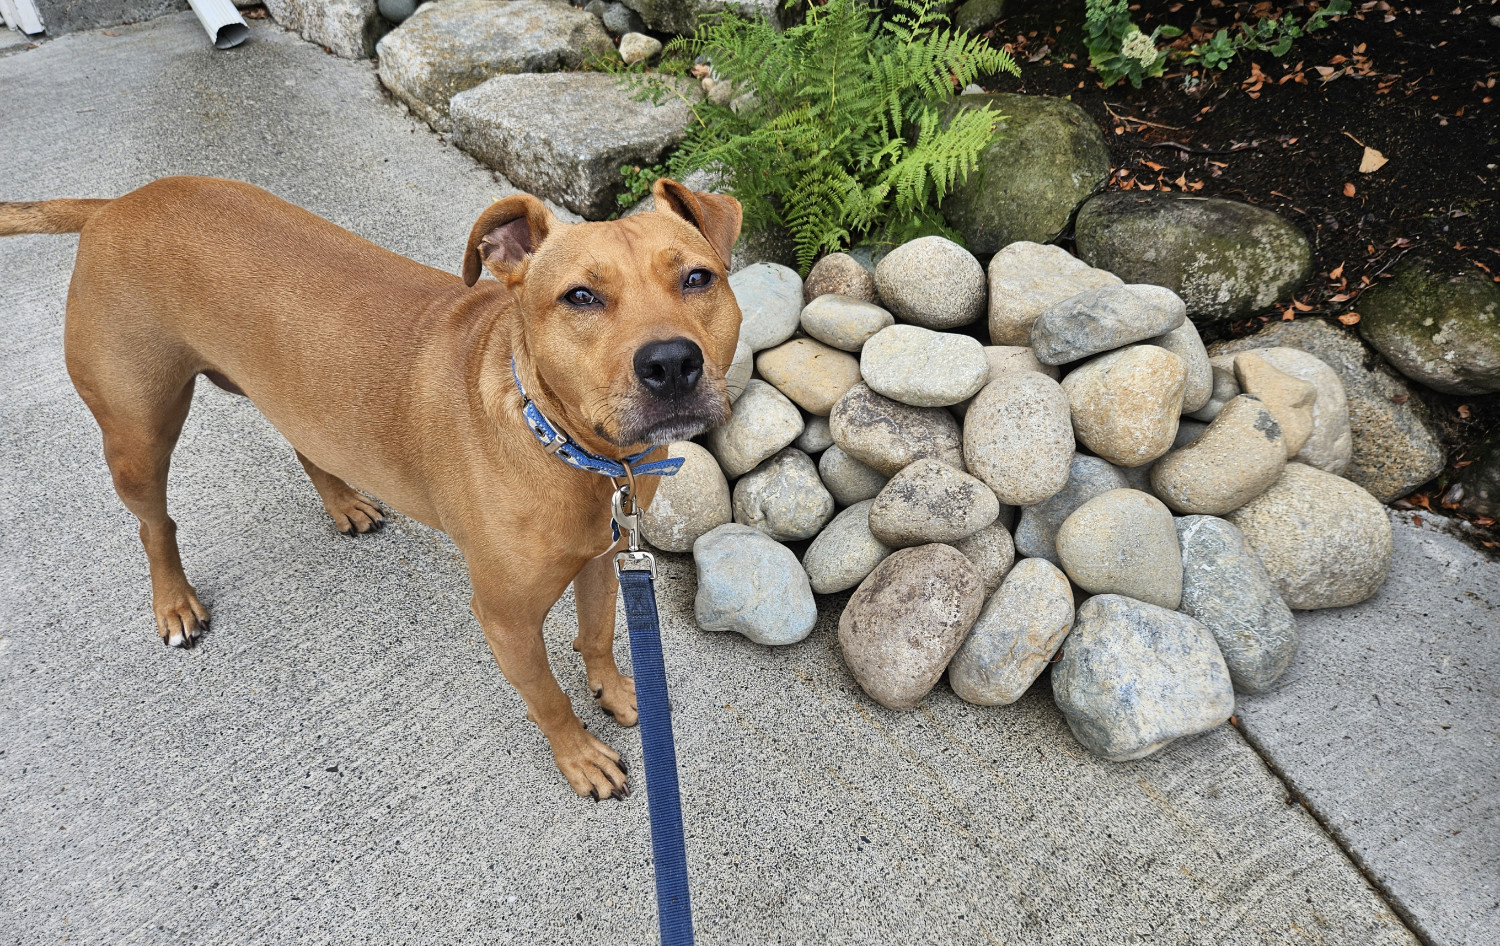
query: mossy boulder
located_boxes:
[939,93,1111,255]
[620,0,777,35]
[1357,261,1500,394]
[1458,429,1500,519]
[953,0,1005,34]
[1076,192,1312,322]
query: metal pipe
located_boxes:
[187,0,250,49]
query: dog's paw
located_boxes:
[153,587,210,649]
[325,491,385,536]
[549,724,630,801]
[591,672,639,728]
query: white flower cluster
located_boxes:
[1121,29,1160,65]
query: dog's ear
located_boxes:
[652,179,743,268]
[462,194,557,287]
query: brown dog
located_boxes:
[0,176,743,799]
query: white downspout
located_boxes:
[0,0,45,36]
[187,0,250,49]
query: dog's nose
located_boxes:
[634,337,704,400]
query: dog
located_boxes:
[0,176,743,799]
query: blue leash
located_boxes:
[513,360,694,944]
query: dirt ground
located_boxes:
[972,0,1498,524]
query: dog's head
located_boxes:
[463,180,743,452]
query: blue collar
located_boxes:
[512,359,684,480]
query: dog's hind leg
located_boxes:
[572,548,639,727]
[295,451,385,536]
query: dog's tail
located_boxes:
[0,198,112,236]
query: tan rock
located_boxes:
[1234,352,1316,458]
[804,252,878,304]
[1150,395,1287,515]
[756,338,862,416]
[1061,345,1186,468]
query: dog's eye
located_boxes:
[683,269,714,291]
[561,287,599,307]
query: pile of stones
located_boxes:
[643,237,1396,762]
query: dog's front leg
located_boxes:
[470,567,630,800]
[573,547,640,727]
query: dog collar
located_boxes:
[511,359,684,480]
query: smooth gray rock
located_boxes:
[838,545,985,710]
[377,0,614,131]
[620,0,778,35]
[987,241,1122,346]
[725,338,753,403]
[1013,454,1128,564]
[1147,318,1213,414]
[267,0,388,58]
[618,32,662,64]
[755,337,862,416]
[799,294,893,352]
[1187,362,1242,422]
[1211,320,1443,501]
[1031,284,1187,366]
[1150,395,1286,516]
[449,72,698,220]
[732,448,835,542]
[640,441,731,552]
[801,500,892,594]
[729,263,804,352]
[794,415,833,455]
[828,383,965,477]
[693,523,817,645]
[949,558,1073,706]
[804,253,879,305]
[873,236,986,330]
[1173,419,1208,449]
[1056,489,1182,610]
[378,0,417,23]
[706,379,803,476]
[600,1,647,35]
[1228,463,1393,610]
[860,325,989,407]
[818,444,890,506]
[1052,595,1236,761]
[1176,516,1298,694]
[1061,344,1185,468]
[1358,261,1500,394]
[1076,192,1313,322]
[962,372,1073,505]
[1243,347,1352,474]
[950,518,1015,597]
[868,458,999,548]
[940,94,1112,255]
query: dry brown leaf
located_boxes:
[1359,146,1389,173]
[1330,262,1345,279]
[1343,182,1357,197]
[1292,299,1312,312]
[1338,312,1361,325]
[1143,160,1167,171]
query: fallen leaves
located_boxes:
[1343,182,1357,197]
[1330,262,1345,280]
[1337,311,1362,325]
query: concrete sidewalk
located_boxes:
[0,13,1493,946]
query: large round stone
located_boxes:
[1013,454,1128,564]
[953,345,1060,418]
[799,294,893,352]
[837,545,984,710]
[939,94,1111,255]
[1150,395,1287,515]
[951,519,1016,597]
[693,523,817,646]
[818,444,890,507]
[1147,318,1213,414]
[962,372,1073,505]
[804,252,879,305]
[828,383,965,477]
[1234,352,1316,458]
[1056,488,1182,610]
[1358,261,1500,394]
[731,448,835,541]
[1242,347,1352,474]
[801,500,893,594]
[949,558,1074,706]
[1227,463,1393,609]
[1176,515,1298,694]
[640,441,731,552]
[755,338,862,416]
[1061,345,1186,468]
[1030,284,1186,366]
[1051,595,1235,761]
[1076,192,1312,322]
[706,379,803,476]
[987,241,1122,346]
[873,236,986,330]
[728,262,803,352]
[868,458,999,548]
[860,325,990,407]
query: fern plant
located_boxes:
[625,0,1018,273]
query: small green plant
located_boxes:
[1083,0,1176,89]
[621,0,1019,272]
[1181,0,1351,71]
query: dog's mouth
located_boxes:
[610,388,731,448]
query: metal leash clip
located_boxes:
[612,483,657,579]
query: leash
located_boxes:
[513,359,694,945]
